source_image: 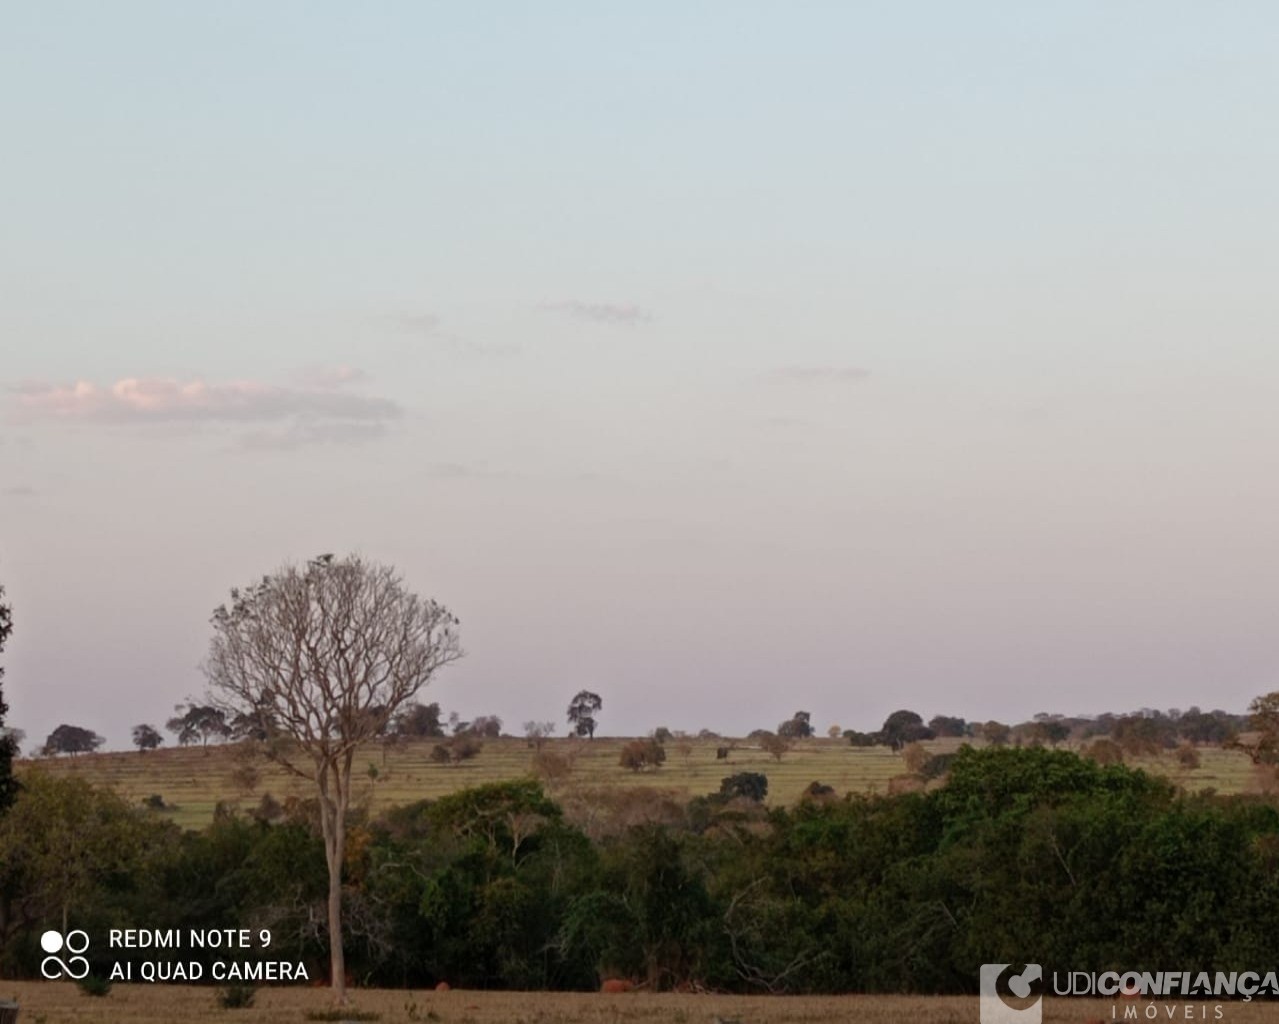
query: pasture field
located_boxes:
[5,983,1276,1024]
[21,735,1258,830]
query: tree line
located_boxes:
[0,558,1270,1006]
[32,689,607,758]
[3,745,1279,995]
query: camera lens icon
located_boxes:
[40,929,90,979]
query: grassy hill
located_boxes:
[20,734,1259,830]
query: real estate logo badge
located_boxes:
[981,963,1044,1024]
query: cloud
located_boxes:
[11,373,401,450]
[767,366,871,383]
[1,485,36,498]
[389,313,443,336]
[539,300,653,325]
[386,313,519,357]
[426,462,510,480]
[13,376,399,425]
[239,421,392,452]
[292,364,368,388]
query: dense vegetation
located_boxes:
[2,746,1278,994]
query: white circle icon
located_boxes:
[40,930,63,954]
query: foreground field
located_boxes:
[23,734,1258,829]
[5,983,1275,1024]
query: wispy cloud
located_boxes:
[386,313,519,357]
[13,376,398,424]
[239,421,392,452]
[11,373,401,450]
[426,462,510,480]
[292,363,368,388]
[539,300,653,326]
[1,485,36,498]
[767,366,871,383]
[389,313,442,336]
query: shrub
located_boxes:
[531,749,573,787]
[218,982,256,1009]
[902,741,931,774]
[1083,738,1125,766]
[757,732,792,761]
[619,738,666,772]
[1177,743,1202,769]
[431,736,483,765]
[252,792,283,823]
[920,752,957,780]
[719,771,768,803]
[77,974,112,997]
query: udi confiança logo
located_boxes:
[981,963,1044,1023]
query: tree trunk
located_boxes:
[319,759,349,1006]
[326,835,345,1005]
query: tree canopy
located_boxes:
[41,724,104,757]
[0,586,15,812]
[567,690,602,739]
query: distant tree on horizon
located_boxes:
[394,701,446,738]
[619,737,666,772]
[879,710,934,752]
[567,690,602,739]
[778,710,814,739]
[463,714,503,738]
[42,723,105,757]
[131,724,164,753]
[757,731,792,761]
[166,703,231,748]
[524,720,556,749]
[928,715,968,738]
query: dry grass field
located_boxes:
[3,983,1274,1024]
[21,735,1259,830]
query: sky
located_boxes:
[2,3,1277,751]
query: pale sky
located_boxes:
[2,4,1277,750]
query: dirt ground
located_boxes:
[0,983,1270,1024]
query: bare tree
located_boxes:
[203,553,462,1005]
[523,720,556,749]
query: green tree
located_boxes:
[879,710,933,752]
[567,691,602,739]
[777,711,814,739]
[394,702,445,738]
[619,738,666,772]
[758,732,792,761]
[0,586,15,813]
[1239,691,1279,764]
[927,715,968,738]
[41,724,104,757]
[132,723,164,753]
[1029,719,1071,748]
[166,703,231,747]
[0,771,157,938]
[719,772,768,803]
